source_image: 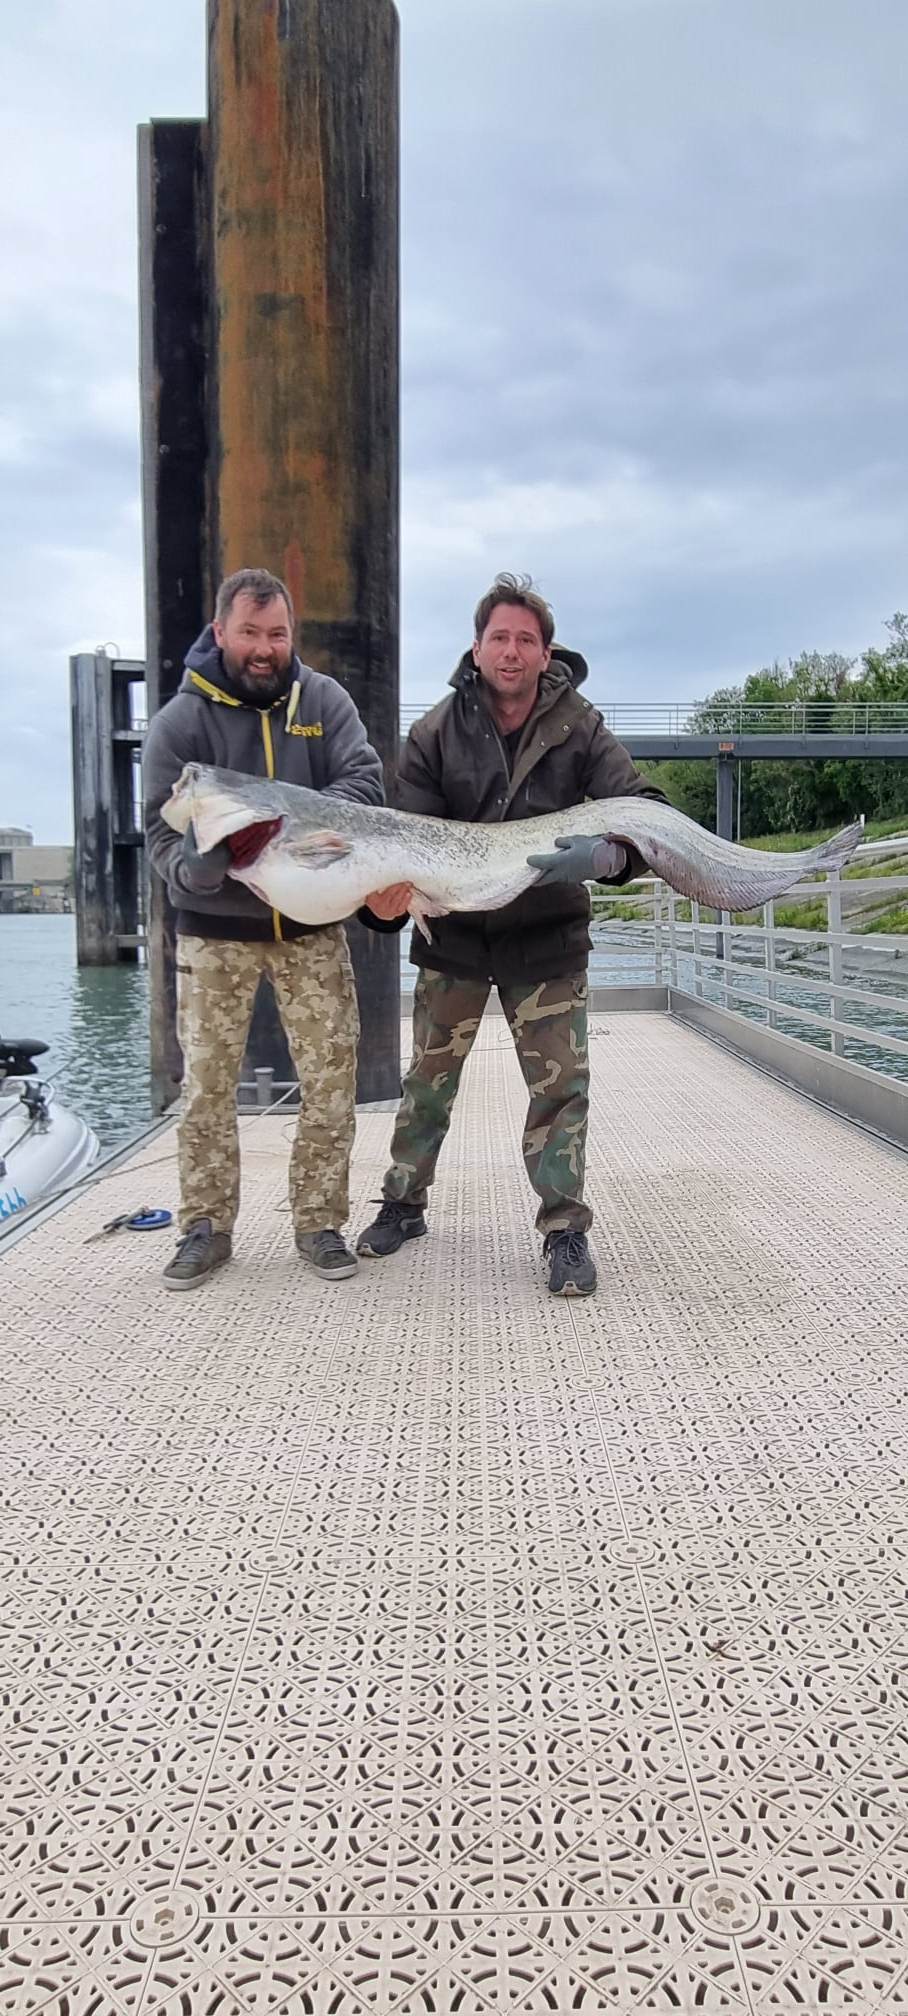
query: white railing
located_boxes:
[401,700,908,736]
[592,836,908,1076]
[133,700,908,738]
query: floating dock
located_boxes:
[3,1009,908,2011]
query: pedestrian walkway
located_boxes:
[2,1012,908,2012]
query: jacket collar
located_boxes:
[450,656,584,731]
[186,667,302,721]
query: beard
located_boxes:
[222,650,294,705]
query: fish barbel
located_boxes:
[161,762,864,932]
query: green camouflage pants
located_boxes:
[176,930,358,1237]
[384,969,591,1234]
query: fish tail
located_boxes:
[813,816,865,873]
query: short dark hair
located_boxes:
[473,572,554,649]
[215,568,294,627]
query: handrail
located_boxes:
[131,697,908,737]
[400,700,908,734]
[592,852,908,1074]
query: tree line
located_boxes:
[645,613,908,837]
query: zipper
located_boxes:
[475,678,568,819]
[472,688,516,822]
[487,715,511,822]
[260,711,283,942]
[505,687,569,812]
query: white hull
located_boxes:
[0,1082,100,1228]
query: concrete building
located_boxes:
[0,832,73,912]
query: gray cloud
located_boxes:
[398,0,907,696]
[1,0,905,835]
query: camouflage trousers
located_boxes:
[384,969,591,1235]
[176,930,359,1237]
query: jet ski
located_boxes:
[0,1036,100,1228]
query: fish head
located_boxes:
[160,763,283,855]
[159,762,201,836]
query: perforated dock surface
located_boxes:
[2,1012,908,2014]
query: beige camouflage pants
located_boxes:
[176,930,359,1237]
[384,969,591,1235]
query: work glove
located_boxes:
[527,833,628,885]
[180,821,232,894]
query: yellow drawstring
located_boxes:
[260,713,283,941]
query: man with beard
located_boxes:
[143,567,407,1290]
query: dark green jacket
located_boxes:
[394,649,667,985]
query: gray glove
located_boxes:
[180,821,232,894]
[527,833,628,885]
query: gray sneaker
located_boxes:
[356,1199,427,1258]
[297,1228,359,1280]
[163,1218,232,1291]
[543,1229,597,1297]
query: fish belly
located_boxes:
[233,851,366,926]
[443,867,536,914]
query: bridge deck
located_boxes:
[3,1013,908,2013]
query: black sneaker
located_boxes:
[544,1229,597,1297]
[356,1200,427,1258]
[297,1228,359,1280]
[163,1218,232,1291]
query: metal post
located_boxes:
[827,868,845,1058]
[255,1067,275,1110]
[715,752,735,962]
[208,0,401,1106]
[71,653,118,964]
[652,880,663,986]
[139,119,208,1112]
[720,912,732,1010]
[764,899,777,1030]
[715,752,735,840]
[110,663,141,959]
[691,900,704,999]
[667,886,677,992]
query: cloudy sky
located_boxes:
[2,0,906,838]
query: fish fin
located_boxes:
[408,891,450,942]
[285,829,353,871]
[815,816,865,872]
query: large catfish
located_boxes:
[162,762,864,935]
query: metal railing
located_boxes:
[401,700,908,736]
[592,835,908,1077]
[132,698,908,738]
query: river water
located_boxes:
[0,917,151,1151]
[2,913,906,1152]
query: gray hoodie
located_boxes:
[143,626,385,942]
